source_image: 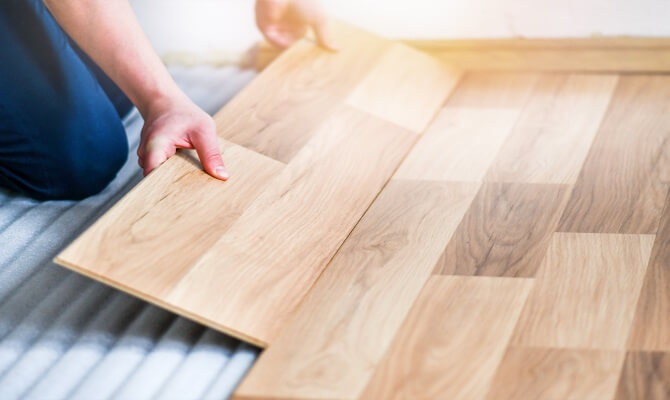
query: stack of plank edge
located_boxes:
[56,23,670,399]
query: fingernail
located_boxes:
[215,166,229,180]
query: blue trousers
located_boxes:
[0,0,133,200]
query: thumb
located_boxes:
[143,136,173,176]
[191,131,229,180]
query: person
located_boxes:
[0,0,335,200]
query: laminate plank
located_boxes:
[57,29,462,347]
[56,141,283,299]
[359,276,533,400]
[485,74,618,184]
[346,43,461,133]
[166,107,417,346]
[393,108,520,182]
[435,183,571,277]
[511,233,654,349]
[235,180,479,399]
[558,75,670,234]
[446,72,540,108]
[627,195,670,350]
[215,23,391,163]
[615,351,670,400]
[487,347,624,400]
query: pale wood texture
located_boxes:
[511,233,654,349]
[235,180,479,399]
[219,24,391,163]
[558,75,670,234]
[393,108,520,182]
[485,74,618,184]
[166,107,416,345]
[56,25,462,347]
[445,72,540,108]
[55,141,282,299]
[615,352,670,399]
[627,195,670,350]
[360,276,533,400]
[487,347,625,400]
[435,183,571,277]
[346,43,460,132]
[236,70,540,399]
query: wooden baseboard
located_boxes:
[252,37,670,72]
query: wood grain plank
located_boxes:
[615,352,670,400]
[215,23,391,163]
[166,107,417,346]
[359,276,533,400]
[446,72,540,108]
[435,183,571,277]
[511,233,654,349]
[55,141,283,299]
[627,195,670,350]
[57,29,461,347]
[235,180,479,399]
[487,347,624,400]
[558,75,670,234]
[393,108,520,182]
[346,43,461,133]
[485,74,618,184]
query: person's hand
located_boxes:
[255,0,336,50]
[138,95,228,180]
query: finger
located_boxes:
[190,130,229,180]
[263,26,298,48]
[142,136,173,176]
[312,20,338,51]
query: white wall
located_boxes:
[130,0,670,59]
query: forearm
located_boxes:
[42,0,183,117]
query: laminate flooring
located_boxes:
[235,72,670,398]
[55,24,670,399]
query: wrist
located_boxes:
[137,86,189,120]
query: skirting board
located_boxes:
[251,36,670,72]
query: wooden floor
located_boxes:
[235,72,670,398]
[56,24,670,399]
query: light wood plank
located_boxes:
[359,276,533,400]
[487,347,624,400]
[435,183,571,277]
[558,75,670,234]
[57,28,461,347]
[56,141,283,299]
[615,352,670,399]
[216,23,391,163]
[346,43,461,133]
[393,108,520,182]
[511,233,654,349]
[446,72,540,108]
[166,107,417,346]
[485,74,618,184]
[236,180,479,399]
[627,196,670,350]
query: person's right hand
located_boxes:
[138,94,229,180]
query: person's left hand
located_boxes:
[255,0,337,50]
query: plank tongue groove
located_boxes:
[54,26,462,348]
